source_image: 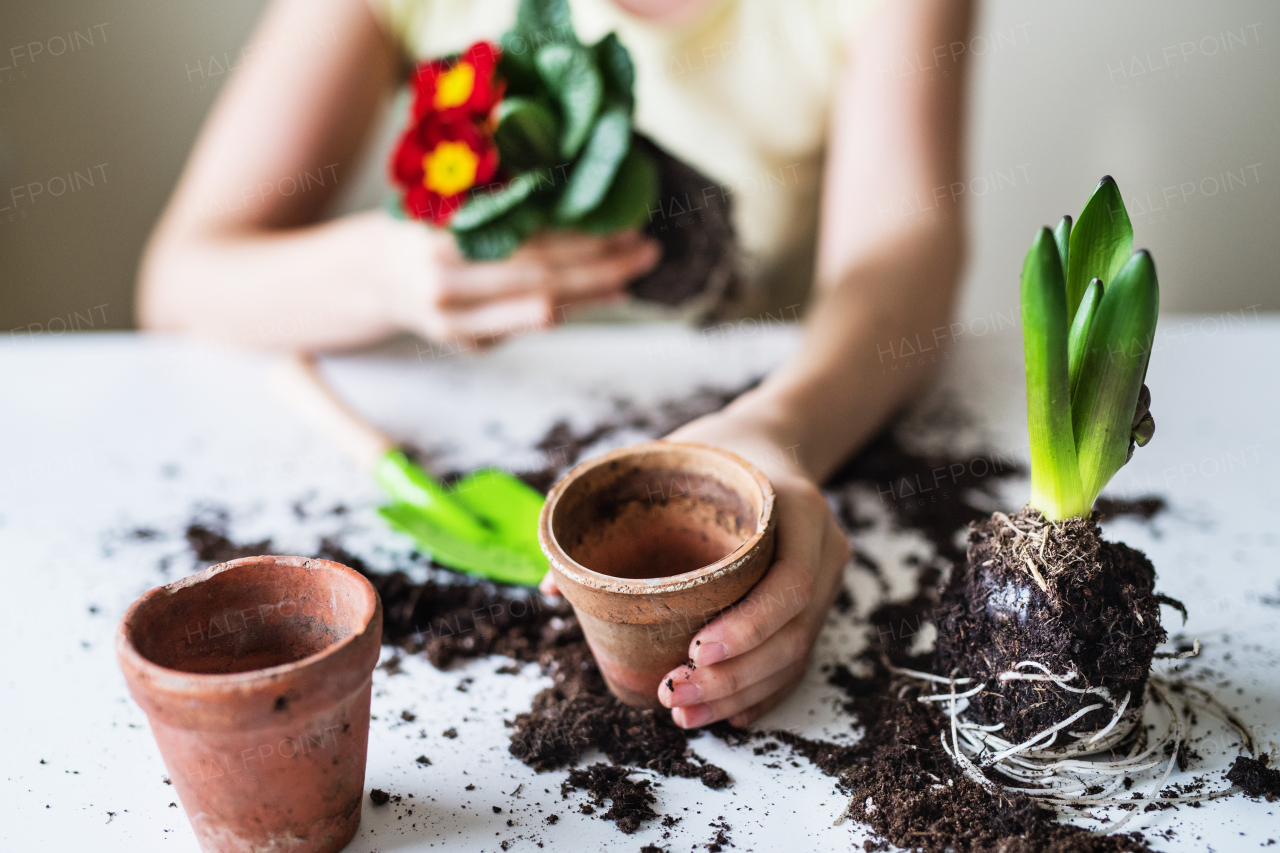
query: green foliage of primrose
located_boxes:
[451,0,657,260]
[1022,177,1159,521]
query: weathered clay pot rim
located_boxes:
[539,440,775,596]
[116,555,379,697]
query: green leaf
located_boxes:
[454,218,522,261]
[1067,277,1103,402]
[1053,215,1071,283]
[593,32,635,112]
[501,0,577,96]
[379,503,547,586]
[1071,250,1159,508]
[1066,176,1132,324]
[373,449,491,541]
[453,202,547,260]
[1021,227,1084,521]
[575,145,658,234]
[494,98,561,170]
[497,38,542,96]
[553,105,632,222]
[535,43,603,159]
[513,0,575,47]
[450,169,546,231]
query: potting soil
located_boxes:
[137,384,1214,851]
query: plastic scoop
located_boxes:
[272,354,548,586]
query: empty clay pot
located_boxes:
[116,555,382,853]
[539,441,775,708]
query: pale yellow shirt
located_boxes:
[368,0,880,316]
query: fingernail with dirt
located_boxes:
[692,641,729,666]
[666,681,702,707]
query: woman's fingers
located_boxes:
[518,228,650,264]
[660,610,811,709]
[687,482,830,667]
[415,293,554,347]
[658,483,849,729]
[539,572,561,596]
[550,241,660,299]
[669,663,802,729]
[432,233,659,308]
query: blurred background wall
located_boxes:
[1,0,1276,336]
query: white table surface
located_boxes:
[2,319,1278,852]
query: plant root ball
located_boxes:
[933,506,1167,744]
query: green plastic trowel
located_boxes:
[273,354,548,586]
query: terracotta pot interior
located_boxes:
[552,453,762,581]
[127,561,370,675]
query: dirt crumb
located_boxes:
[1227,755,1280,801]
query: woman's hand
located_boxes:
[537,408,850,728]
[387,221,660,350]
[655,464,847,728]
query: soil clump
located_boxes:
[1227,754,1280,801]
[933,507,1166,742]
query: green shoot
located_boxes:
[1067,277,1103,399]
[1070,250,1158,505]
[1021,178,1159,521]
[1053,215,1071,282]
[1022,228,1084,518]
[1064,176,1132,325]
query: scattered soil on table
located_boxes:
[1093,496,1166,522]
[1227,754,1280,801]
[703,817,732,851]
[561,763,657,834]
[139,383,1196,849]
[933,506,1167,742]
[504,382,756,494]
[185,506,272,564]
[823,428,1020,570]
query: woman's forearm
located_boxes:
[138,211,415,351]
[717,220,964,484]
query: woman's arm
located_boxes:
[692,0,972,481]
[138,0,657,352]
[655,0,975,727]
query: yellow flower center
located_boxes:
[423,141,479,196]
[433,62,476,109]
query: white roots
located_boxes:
[890,653,1257,835]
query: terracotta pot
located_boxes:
[539,441,776,708]
[117,555,382,853]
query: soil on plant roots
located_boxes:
[778,651,1159,853]
[627,135,740,316]
[933,506,1167,743]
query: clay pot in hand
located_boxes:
[117,555,382,853]
[539,441,776,708]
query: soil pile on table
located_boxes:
[561,763,657,834]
